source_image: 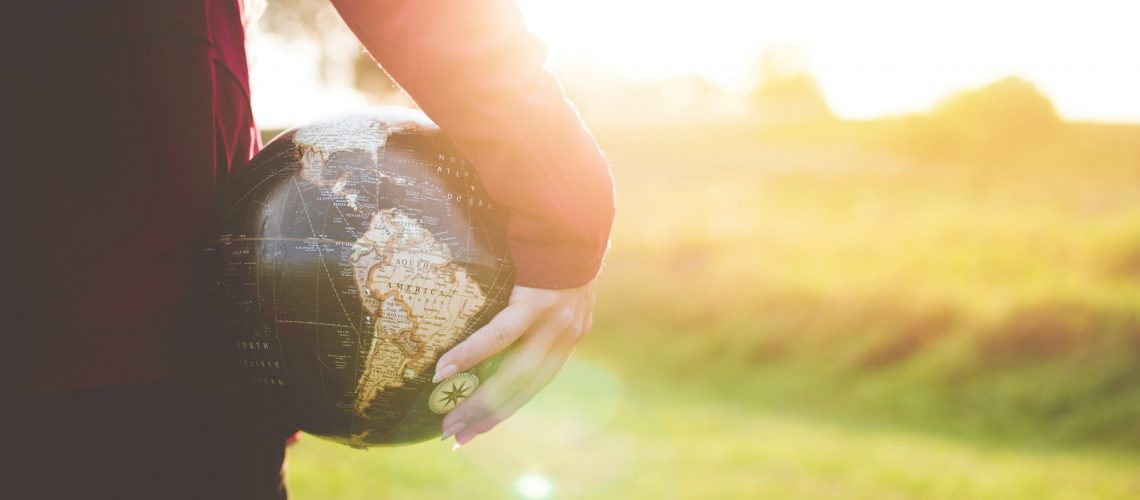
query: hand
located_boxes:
[434,280,597,446]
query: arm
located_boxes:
[329,0,616,445]
[330,0,615,288]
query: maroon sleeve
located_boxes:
[329,0,615,289]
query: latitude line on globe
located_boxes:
[276,320,357,328]
[211,237,358,245]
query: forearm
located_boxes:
[330,0,615,288]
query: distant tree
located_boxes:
[258,0,402,102]
[749,50,834,126]
[900,76,1061,160]
[930,76,1060,139]
[352,52,402,103]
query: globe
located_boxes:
[205,107,514,448]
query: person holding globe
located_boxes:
[1,0,614,498]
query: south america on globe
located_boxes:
[205,107,514,448]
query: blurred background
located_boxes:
[248,1,1140,498]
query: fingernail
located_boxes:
[432,364,459,384]
[441,422,467,441]
[456,432,476,447]
[451,442,462,452]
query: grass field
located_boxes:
[279,96,1140,498]
[288,357,1140,499]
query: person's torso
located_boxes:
[2,0,258,395]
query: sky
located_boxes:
[516,0,1140,123]
[248,0,1140,127]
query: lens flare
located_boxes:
[515,473,554,499]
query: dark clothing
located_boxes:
[2,1,283,496]
[3,0,258,394]
[3,381,294,499]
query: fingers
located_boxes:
[444,310,586,444]
[432,303,540,383]
[439,315,564,438]
[436,282,598,446]
[453,342,574,446]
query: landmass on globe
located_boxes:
[349,208,486,415]
[292,115,486,423]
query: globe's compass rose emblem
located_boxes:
[428,372,480,414]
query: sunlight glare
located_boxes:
[515,473,554,499]
[517,0,1140,122]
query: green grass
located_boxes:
[283,117,1140,498]
[288,355,1140,499]
[588,120,1140,445]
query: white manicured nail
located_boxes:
[441,422,467,441]
[432,364,459,383]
